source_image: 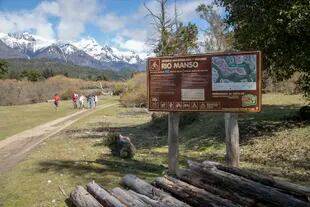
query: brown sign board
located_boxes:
[147,51,262,112]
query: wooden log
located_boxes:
[111,187,147,207]
[70,185,103,207]
[176,169,257,206]
[203,160,310,201]
[188,161,310,207]
[128,190,167,207]
[121,174,190,207]
[168,112,180,174]
[154,176,241,207]
[224,113,240,167]
[86,181,126,207]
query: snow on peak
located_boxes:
[0,32,55,53]
[0,32,146,64]
[59,43,78,55]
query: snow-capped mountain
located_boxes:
[71,37,144,64]
[0,32,146,71]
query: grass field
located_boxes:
[0,94,309,207]
[0,100,77,140]
[0,96,116,141]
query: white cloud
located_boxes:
[52,0,99,40]
[97,13,125,32]
[112,35,151,54]
[0,0,99,40]
[120,39,148,53]
[0,10,55,39]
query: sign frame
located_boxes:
[147,51,262,113]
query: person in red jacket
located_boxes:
[71,93,79,109]
[53,93,60,110]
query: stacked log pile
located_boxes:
[70,160,310,207]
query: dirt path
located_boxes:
[0,103,118,174]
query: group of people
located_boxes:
[72,93,98,109]
[52,93,98,110]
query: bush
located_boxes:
[300,105,310,120]
[120,73,147,107]
[112,82,127,96]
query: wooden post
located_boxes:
[168,112,180,174]
[224,113,239,167]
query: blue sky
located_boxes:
[0,0,223,54]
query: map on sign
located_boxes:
[212,54,257,91]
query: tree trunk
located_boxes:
[86,181,126,207]
[168,112,180,174]
[121,174,190,207]
[188,161,309,207]
[176,169,257,206]
[70,185,103,207]
[224,113,239,167]
[111,187,147,207]
[154,176,241,207]
[202,160,310,202]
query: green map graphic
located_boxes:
[212,55,256,83]
[212,54,257,91]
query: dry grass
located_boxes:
[0,76,113,106]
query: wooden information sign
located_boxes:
[147,51,262,112]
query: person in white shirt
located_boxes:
[79,95,86,109]
[94,95,98,108]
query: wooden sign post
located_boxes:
[224,113,239,167]
[147,51,262,173]
[168,112,180,174]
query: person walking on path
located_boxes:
[94,95,98,108]
[79,94,86,109]
[52,93,60,111]
[87,94,92,109]
[72,93,79,109]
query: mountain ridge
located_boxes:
[0,32,147,71]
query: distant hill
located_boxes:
[1,58,138,80]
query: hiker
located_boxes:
[79,95,86,109]
[87,94,96,109]
[94,95,98,108]
[52,93,60,111]
[72,93,79,109]
[87,94,92,109]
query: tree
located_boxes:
[42,68,54,79]
[96,74,108,81]
[145,0,198,56]
[216,0,310,96]
[196,4,232,52]
[20,70,42,81]
[0,60,8,79]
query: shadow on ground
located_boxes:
[38,158,166,178]
[51,104,309,184]
[65,104,308,148]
